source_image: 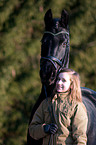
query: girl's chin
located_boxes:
[56,90,63,93]
[56,90,67,93]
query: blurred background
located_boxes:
[0,0,96,144]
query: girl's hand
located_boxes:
[43,123,58,134]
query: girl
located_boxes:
[29,68,88,145]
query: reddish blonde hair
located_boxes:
[58,68,82,102]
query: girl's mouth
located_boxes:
[57,85,64,90]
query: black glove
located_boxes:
[43,123,58,134]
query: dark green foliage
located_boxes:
[0,0,96,144]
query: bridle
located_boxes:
[40,30,69,73]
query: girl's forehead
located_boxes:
[58,72,70,80]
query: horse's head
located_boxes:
[40,9,70,86]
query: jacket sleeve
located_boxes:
[29,100,48,140]
[72,102,88,145]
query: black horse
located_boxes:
[27,9,96,145]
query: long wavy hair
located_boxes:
[58,68,82,102]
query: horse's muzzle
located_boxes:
[40,61,57,86]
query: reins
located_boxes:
[44,85,56,145]
[42,31,69,145]
[44,85,55,124]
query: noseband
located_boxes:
[40,31,69,72]
[41,56,62,69]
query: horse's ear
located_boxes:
[44,9,53,29]
[60,9,69,29]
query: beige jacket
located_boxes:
[29,93,88,145]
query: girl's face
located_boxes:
[56,72,71,93]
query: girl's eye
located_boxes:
[62,79,66,82]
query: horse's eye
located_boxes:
[62,78,66,82]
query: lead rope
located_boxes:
[44,85,56,145]
[44,85,55,123]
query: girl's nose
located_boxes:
[57,80,62,84]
